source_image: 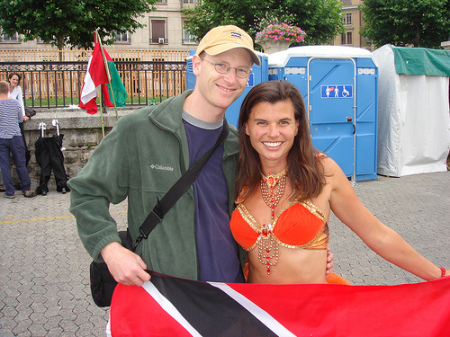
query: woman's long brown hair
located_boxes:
[235,80,326,202]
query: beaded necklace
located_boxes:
[258,168,288,274]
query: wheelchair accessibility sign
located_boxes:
[321,85,353,98]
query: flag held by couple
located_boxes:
[109,271,450,336]
[79,33,127,115]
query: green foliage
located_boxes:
[360,0,450,49]
[0,0,156,50]
[183,0,343,47]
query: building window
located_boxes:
[346,32,353,45]
[342,0,352,4]
[342,13,352,25]
[183,22,196,44]
[341,32,353,45]
[183,0,196,3]
[156,0,167,3]
[114,31,130,43]
[0,32,19,43]
[151,19,167,44]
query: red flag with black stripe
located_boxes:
[110,271,450,336]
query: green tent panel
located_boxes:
[391,45,450,77]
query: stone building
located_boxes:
[332,0,375,51]
[1,0,375,54]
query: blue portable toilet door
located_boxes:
[308,58,356,178]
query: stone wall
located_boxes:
[19,106,140,185]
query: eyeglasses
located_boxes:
[203,59,252,79]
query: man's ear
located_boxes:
[192,54,202,76]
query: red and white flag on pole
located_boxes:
[109,271,450,337]
[79,33,114,114]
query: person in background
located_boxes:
[0,81,35,198]
[231,80,448,285]
[8,72,31,167]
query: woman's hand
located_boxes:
[326,248,334,275]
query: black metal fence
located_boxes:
[0,61,187,108]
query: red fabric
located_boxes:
[78,83,113,114]
[78,92,98,115]
[89,33,112,87]
[110,284,192,337]
[110,275,450,336]
[227,278,450,336]
[78,33,114,114]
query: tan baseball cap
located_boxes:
[196,25,261,66]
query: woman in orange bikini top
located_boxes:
[231,195,329,252]
[232,80,447,285]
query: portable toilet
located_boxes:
[186,51,269,127]
[268,46,378,181]
[185,50,197,95]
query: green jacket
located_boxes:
[68,90,242,280]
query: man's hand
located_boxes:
[101,242,151,286]
[326,248,334,276]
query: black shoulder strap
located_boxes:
[133,121,229,250]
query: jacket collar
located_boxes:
[148,90,193,133]
[148,89,239,158]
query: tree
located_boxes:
[183,0,344,47]
[0,0,156,52]
[360,0,450,49]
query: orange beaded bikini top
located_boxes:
[230,196,329,251]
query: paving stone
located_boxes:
[45,327,63,337]
[27,323,48,336]
[13,319,32,335]
[0,328,15,337]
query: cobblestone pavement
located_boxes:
[0,172,449,336]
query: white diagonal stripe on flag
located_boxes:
[80,56,98,104]
[208,282,296,337]
[142,281,202,337]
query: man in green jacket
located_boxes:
[69,25,333,287]
[69,25,261,285]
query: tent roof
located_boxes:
[389,45,450,76]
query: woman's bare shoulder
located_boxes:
[316,154,342,174]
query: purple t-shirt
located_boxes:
[183,112,244,283]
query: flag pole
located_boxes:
[98,84,105,138]
[96,30,120,121]
[94,31,106,137]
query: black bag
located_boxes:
[89,230,133,307]
[25,106,36,118]
[88,123,229,307]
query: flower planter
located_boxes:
[257,39,292,54]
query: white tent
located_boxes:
[372,45,450,177]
